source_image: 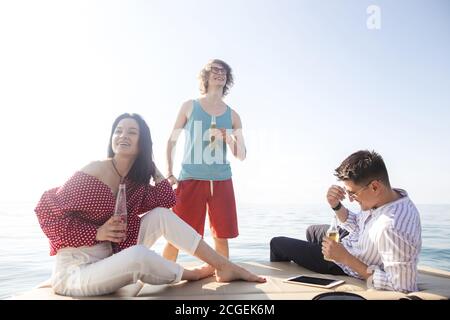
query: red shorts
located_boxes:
[172,179,239,238]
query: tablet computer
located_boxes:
[283,275,345,289]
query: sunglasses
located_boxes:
[345,181,372,199]
[210,66,227,75]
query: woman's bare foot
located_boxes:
[199,263,216,277]
[215,262,266,283]
[182,263,215,281]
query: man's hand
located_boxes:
[96,216,127,243]
[322,237,349,263]
[211,128,233,144]
[326,185,346,208]
[167,174,178,186]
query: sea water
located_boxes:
[1,202,449,299]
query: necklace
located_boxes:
[111,159,124,183]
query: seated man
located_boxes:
[270,150,422,293]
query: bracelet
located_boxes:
[332,202,342,211]
[167,174,175,179]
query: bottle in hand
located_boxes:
[210,116,217,148]
[324,215,340,261]
[114,184,128,226]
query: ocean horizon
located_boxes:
[1,201,449,299]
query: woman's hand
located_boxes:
[96,216,127,243]
[153,166,166,184]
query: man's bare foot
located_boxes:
[215,262,266,283]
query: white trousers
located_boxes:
[51,207,201,296]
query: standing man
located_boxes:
[270,150,422,293]
[163,59,246,261]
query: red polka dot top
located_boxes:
[35,171,176,256]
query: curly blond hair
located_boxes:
[198,59,234,96]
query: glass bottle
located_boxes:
[114,183,127,226]
[210,115,217,148]
[324,215,340,261]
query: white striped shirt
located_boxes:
[336,189,422,293]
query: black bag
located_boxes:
[312,292,366,300]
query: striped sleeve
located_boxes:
[371,226,419,293]
[339,209,360,233]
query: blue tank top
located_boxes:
[179,100,232,181]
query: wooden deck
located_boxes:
[9,261,450,300]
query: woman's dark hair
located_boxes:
[107,113,155,184]
[334,150,390,187]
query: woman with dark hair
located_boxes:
[35,113,265,297]
[106,113,156,185]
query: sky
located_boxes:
[0,0,449,206]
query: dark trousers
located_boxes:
[270,224,349,275]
